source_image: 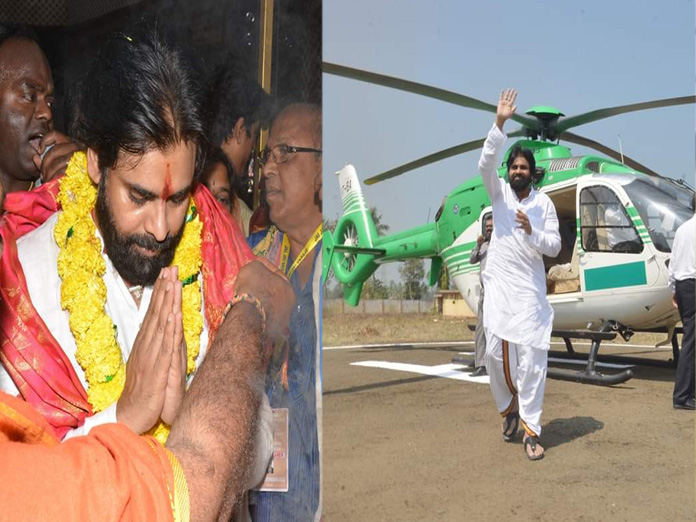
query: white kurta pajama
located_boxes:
[478,124,561,437]
[0,212,273,485]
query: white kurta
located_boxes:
[0,212,273,482]
[668,215,696,292]
[478,124,561,349]
[0,213,211,438]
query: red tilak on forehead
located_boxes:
[161,164,172,200]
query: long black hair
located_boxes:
[73,21,207,178]
[506,145,536,174]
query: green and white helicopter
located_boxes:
[323,63,695,383]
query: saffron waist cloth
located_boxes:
[0,390,189,522]
[0,177,253,439]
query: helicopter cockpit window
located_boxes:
[622,177,694,253]
[580,186,642,254]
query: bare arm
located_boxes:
[166,259,294,522]
[166,303,264,522]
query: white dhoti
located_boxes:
[485,332,548,437]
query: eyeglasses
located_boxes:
[259,144,322,166]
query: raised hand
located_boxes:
[32,130,82,183]
[476,235,485,246]
[496,88,517,131]
[161,266,187,425]
[116,268,177,434]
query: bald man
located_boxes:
[0,25,80,192]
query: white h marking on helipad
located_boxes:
[350,361,489,383]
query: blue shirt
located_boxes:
[248,229,320,521]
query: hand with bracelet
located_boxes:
[233,258,295,347]
[164,257,292,521]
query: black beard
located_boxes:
[510,174,532,192]
[95,179,185,287]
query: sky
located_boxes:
[323,0,695,283]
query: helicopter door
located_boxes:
[577,182,649,294]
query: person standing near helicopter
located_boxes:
[477,89,561,461]
[468,215,493,377]
[668,196,695,410]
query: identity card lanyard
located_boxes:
[279,223,322,279]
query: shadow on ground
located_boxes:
[542,416,604,450]
[324,375,438,396]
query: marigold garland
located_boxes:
[55,151,203,442]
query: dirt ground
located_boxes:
[322,314,695,522]
[322,312,470,346]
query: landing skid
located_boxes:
[548,323,633,385]
[458,321,686,386]
[551,323,683,379]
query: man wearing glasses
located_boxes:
[248,102,323,522]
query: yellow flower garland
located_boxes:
[55,151,203,442]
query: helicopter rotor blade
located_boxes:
[556,96,695,134]
[364,130,526,185]
[324,62,539,130]
[561,131,661,177]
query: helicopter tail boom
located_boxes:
[327,165,442,306]
[326,165,382,305]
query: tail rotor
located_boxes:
[325,165,384,305]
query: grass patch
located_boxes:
[323,312,474,346]
[323,310,672,348]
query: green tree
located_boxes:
[323,216,337,233]
[357,207,390,300]
[361,276,389,299]
[370,206,389,235]
[399,258,426,300]
[438,265,450,290]
[388,280,404,299]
